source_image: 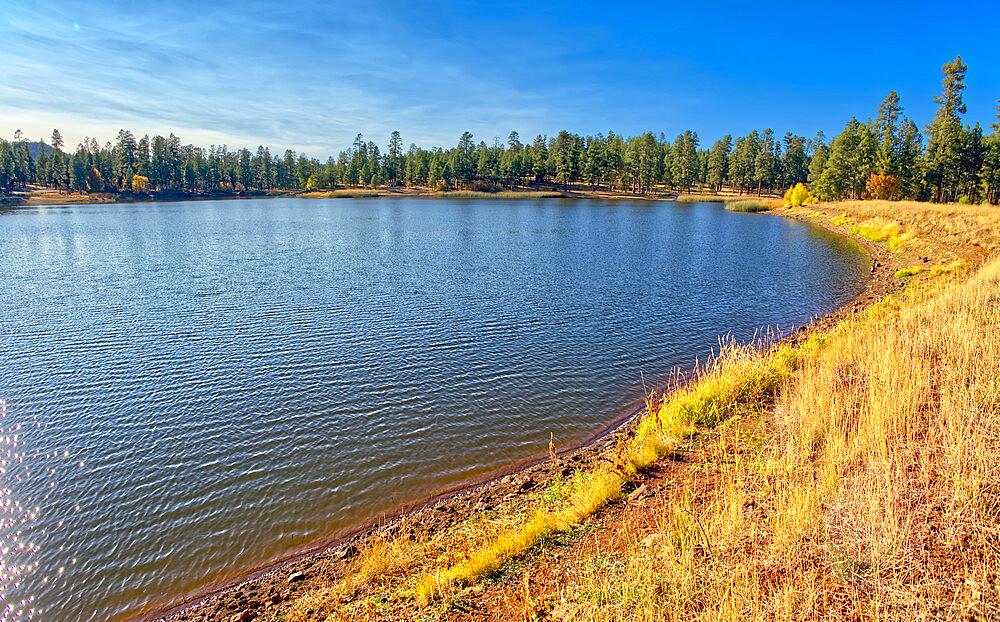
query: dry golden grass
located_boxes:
[284,199,1000,622]
[674,194,730,203]
[725,198,784,212]
[675,193,781,204]
[792,199,1000,259]
[304,189,385,199]
[560,254,1000,620]
[552,201,1000,621]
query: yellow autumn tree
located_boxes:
[866,173,898,200]
[783,182,817,207]
[306,175,319,191]
[131,175,151,194]
[86,167,104,193]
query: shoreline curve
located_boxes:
[142,204,899,622]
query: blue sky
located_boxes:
[2,0,999,157]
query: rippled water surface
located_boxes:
[0,198,868,620]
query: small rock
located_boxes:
[337,544,359,560]
[628,484,649,502]
[640,533,663,548]
[560,466,573,477]
[229,611,253,622]
[519,477,536,491]
[551,602,583,621]
[287,571,306,583]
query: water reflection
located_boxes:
[1,399,40,620]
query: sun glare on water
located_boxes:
[0,399,40,621]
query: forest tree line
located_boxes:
[2,56,999,204]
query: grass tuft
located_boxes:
[850,217,914,250]
[895,266,924,278]
[675,194,729,203]
[725,199,780,212]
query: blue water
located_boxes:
[0,198,868,620]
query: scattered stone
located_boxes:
[628,484,649,502]
[551,601,583,621]
[287,571,306,584]
[229,611,253,622]
[640,533,663,548]
[519,477,536,491]
[337,544,359,560]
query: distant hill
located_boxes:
[26,141,52,159]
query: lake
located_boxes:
[0,197,868,620]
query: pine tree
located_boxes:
[958,124,985,202]
[875,92,904,176]
[113,130,138,190]
[0,141,13,192]
[781,133,808,187]
[680,130,699,191]
[388,131,402,185]
[707,135,732,192]
[925,56,969,202]
[730,132,759,195]
[754,129,776,195]
[816,119,863,200]
[982,101,1000,204]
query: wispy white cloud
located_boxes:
[0,0,556,155]
[2,0,998,155]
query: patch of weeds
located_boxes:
[538,469,587,505]
[930,260,964,277]
[831,212,852,227]
[725,200,769,212]
[849,219,914,250]
[896,266,925,278]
